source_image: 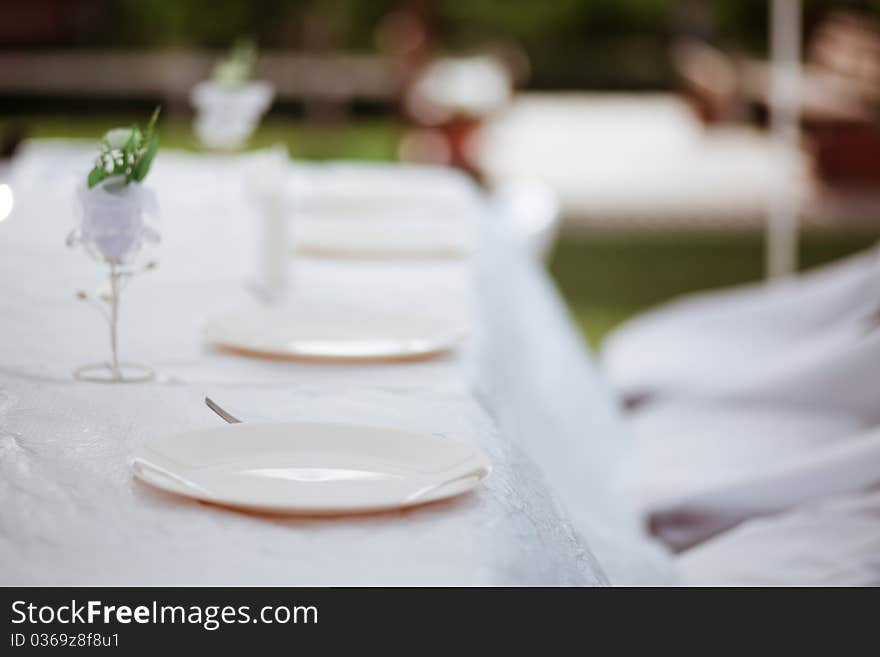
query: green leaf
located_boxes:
[131,135,159,183]
[88,106,161,187]
[87,167,109,188]
[124,123,141,150]
[144,106,161,143]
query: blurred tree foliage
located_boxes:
[103,1,880,49]
[66,0,880,88]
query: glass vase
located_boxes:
[68,177,159,383]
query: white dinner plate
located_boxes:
[204,302,467,362]
[131,422,491,514]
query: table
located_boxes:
[0,141,674,585]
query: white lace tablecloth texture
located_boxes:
[0,141,673,585]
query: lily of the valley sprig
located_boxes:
[87,106,161,188]
[213,37,258,87]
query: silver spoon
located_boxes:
[205,397,242,424]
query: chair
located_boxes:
[600,246,880,414]
[678,485,880,585]
[620,398,880,584]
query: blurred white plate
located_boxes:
[131,422,491,514]
[295,162,479,211]
[204,302,467,361]
[293,216,474,258]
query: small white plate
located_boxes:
[204,302,467,362]
[131,422,491,514]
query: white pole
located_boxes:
[767,0,802,279]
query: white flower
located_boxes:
[104,127,138,149]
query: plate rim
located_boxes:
[131,421,491,515]
[202,307,469,361]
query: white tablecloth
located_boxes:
[0,141,673,585]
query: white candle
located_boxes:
[260,185,287,293]
[246,146,290,297]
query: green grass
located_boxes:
[549,232,880,348]
[11,115,405,161]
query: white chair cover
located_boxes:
[621,400,880,584]
[601,247,880,417]
[679,486,880,586]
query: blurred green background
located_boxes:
[8,0,880,87]
[4,0,879,348]
[20,114,875,348]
